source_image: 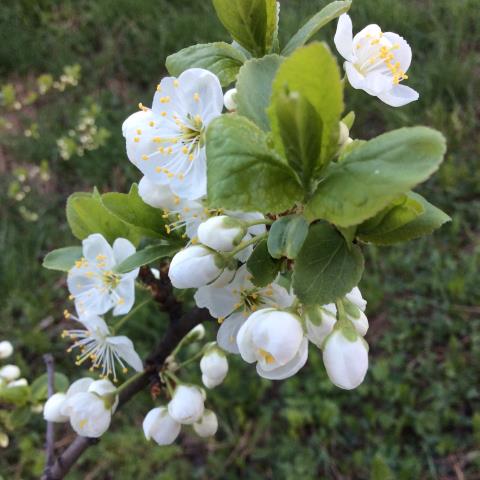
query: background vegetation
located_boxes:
[0,0,479,478]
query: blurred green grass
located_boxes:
[0,0,479,478]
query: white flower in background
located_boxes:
[44,393,69,423]
[143,406,181,445]
[194,265,294,354]
[122,68,223,200]
[0,432,8,449]
[237,308,308,380]
[323,329,369,390]
[334,14,419,107]
[168,245,234,289]
[0,341,13,359]
[7,378,28,388]
[304,303,337,348]
[193,409,218,437]
[223,88,237,111]
[67,234,139,317]
[168,385,205,425]
[0,364,21,382]
[200,346,228,389]
[138,176,210,240]
[62,313,143,382]
[67,378,118,437]
[197,215,247,252]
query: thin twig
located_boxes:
[42,353,56,478]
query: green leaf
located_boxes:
[293,222,364,305]
[43,246,82,272]
[6,407,32,430]
[236,54,283,131]
[212,0,278,56]
[272,90,323,190]
[357,192,451,245]
[101,184,171,240]
[66,190,139,245]
[31,372,70,402]
[0,386,30,406]
[305,127,447,227]
[246,239,282,287]
[282,1,352,56]
[267,215,309,259]
[166,42,246,87]
[206,114,303,213]
[269,43,343,173]
[116,243,183,274]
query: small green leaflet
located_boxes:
[43,246,83,272]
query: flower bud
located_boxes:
[0,341,13,359]
[338,121,350,146]
[200,347,228,389]
[0,365,21,382]
[197,215,247,252]
[185,324,206,342]
[143,407,181,445]
[223,88,237,111]
[168,245,234,289]
[237,308,308,380]
[44,393,69,423]
[304,303,337,348]
[322,329,369,390]
[168,385,205,425]
[138,176,177,210]
[68,391,113,438]
[193,409,218,437]
[60,378,94,417]
[346,287,367,311]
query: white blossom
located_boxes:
[66,378,118,437]
[322,329,369,390]
[43,393,69,423]
[0,432,8,449]
[197,215,247,252]
[223,88,237,111]
[67,234,139,317]
[237,308,308,380]
[334,13,419,107]
[194,265,294,353]
[122,68,223,200]
[0,341,13,359]
[143,406,181,445]
[168,245,234,289]
[7,378,28,388]
[193,409,218,437]
[62,313,143,382]
[0,364,21,382]
[168,385,205,425]
[200,346,228,389]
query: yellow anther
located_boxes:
[136,129,142,135]
[156,84,161,91]
[158,146,165,153]
[258,349,275,365]
[149,121,155,127]
[153,136,162,143]
[142,154,148,160]
[134,137,140,143]
[167,146,173,154]
[174,195,180,205]
[188,154,194,161]
[161,111,167,117]
[178,173,184,180]
[138,103,148,112]
[193,92,200,102]
[218,317,225,324]
[182,146,189,154]
[173,79,179,87]
[155,166,162,173]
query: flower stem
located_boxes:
[245,218,273,227]
[228,231,268,257]
[111,298,152,334]
[174,348,205,371]
[115,370,145,396]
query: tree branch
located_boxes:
[43,304,212,480]
[42,353,56,478]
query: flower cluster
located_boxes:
[43,378,118,438]
[41,0,449,461]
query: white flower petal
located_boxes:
[334,14,354,61]
[113,238,136,265]
[112,278,136,316]
[377,84,419,107]
[256,337,308,380]
[193,409,218,437]
[383,32,412,72]
[44,393,69,423]
[217,313,247,354]
[344,62,366,90]
[107,336,144,372]
[82,234,115,268]
[143,407,181,445]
